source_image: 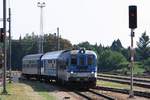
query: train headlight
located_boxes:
[70,71,74,74]
[91,71,94,74]
[91,71,96,77]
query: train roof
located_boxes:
[22,53,43,61]
[70,50,97,58]
[41,50,69,60]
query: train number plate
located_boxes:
[76,73,88,77]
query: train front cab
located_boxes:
[67,50,97,88]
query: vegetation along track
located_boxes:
[95,86,150,98]
[97,75,150,88]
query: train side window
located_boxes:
[48,60,52,63]
[52,60,54,68]
[52,61,53,68]
[47,60,51,68]
[71,55,77,65]
[54,60,56,68]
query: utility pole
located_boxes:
[53,33,57,50]
[2,0,8,94]
[8,7,12,83]
[129,29,134,97]
[37,2,45,53]
[57,27,60,51]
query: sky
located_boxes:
[0,0,150,47]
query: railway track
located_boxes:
[98,74,150,83]
[57,83,116,100]
[73,89,115,100]
[97,75,150,88]
[88,89,115,100]
[95,86,150,98]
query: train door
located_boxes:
[40,60,45,75]
[37,59,41,75]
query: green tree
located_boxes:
[144,58,150,73]
[11,39,23,70]
[77,41,92,49]
[137,32,150,60]
[121,47,130,61]
[111,39,123,52]
[98,50,127,72]
[43,33,72,52]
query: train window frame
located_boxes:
[47,60,52,68]
[53,59,55,64]
[79,55,85,66]
[71,55,77,65]
[87,55,94,65]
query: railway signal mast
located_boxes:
[37,2,45,53]
[128,5,137,98]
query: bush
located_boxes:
[98,50,128,72]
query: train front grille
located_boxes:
[77,66,88,72]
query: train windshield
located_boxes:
[87,55,95,65]
[79,55,85,66]
[71,55,77,65]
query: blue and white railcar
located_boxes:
[22,49,97,87]
[40,50,68,80]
